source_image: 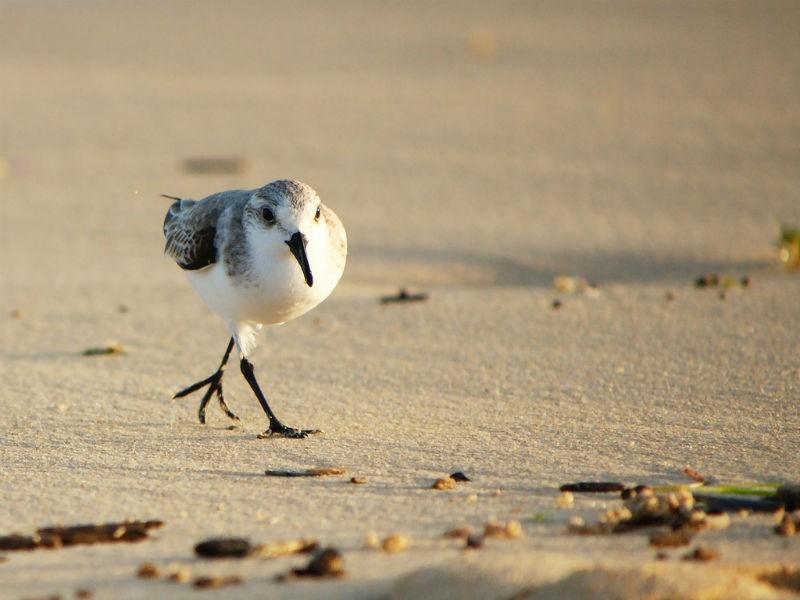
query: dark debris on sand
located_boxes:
[0,520,163,551]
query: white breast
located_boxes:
[186,226,345,327]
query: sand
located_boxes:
[1,0,799,598]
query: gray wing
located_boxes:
[163,191,248,271]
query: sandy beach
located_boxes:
[1,1,799,598]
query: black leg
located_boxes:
[239,357,321,438]
[173,338,239,424]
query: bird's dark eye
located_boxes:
[314,206,321,221]
[261,207,275,224]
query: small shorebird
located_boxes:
[163,179,346,438]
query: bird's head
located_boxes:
[244,179,325,287]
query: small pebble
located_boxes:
[682,546,719,562]
[137,563,160,579]
[167,565,191,583]
[567,516,586,532]
[364,531,380,549]
[349,477,367,484]
[775,518,796,536]
[556,491,574,508]
[450,471,471,482]
[721,275,739,288]
[290,547,345,578]
[465,533,484,549]
[304,548,345,576]
[704,510,731,530]
[551,299,562,309]
[775,512,798,536]
[382,534,409,553]
[483,520,523,539]
[432,477,456,490]
[504,520,523,538]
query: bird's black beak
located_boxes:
[285,232,314,287]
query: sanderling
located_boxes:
[163,179,347,438]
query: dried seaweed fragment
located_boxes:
[195,538,253,558]
[693,494,783,513]
[36,520,163,546]
[682,466,706,483]
[649,528,694,548]
[194,537,317,559]
[81,344,124,356]
[264,467,346,477]
[252,539,318,558]
[777,485,800,510]
[1,520,162,552]
[694,274,720,288]
[193,575,243,589]
[0,534,39,551]
[380,288,428,304]
[443,526,473,539]
[559,482,626,493]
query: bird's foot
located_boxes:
[214,388,241,424]
[257,422,322,439]
[173,371,240,424]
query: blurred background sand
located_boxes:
[0,1,798,598]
